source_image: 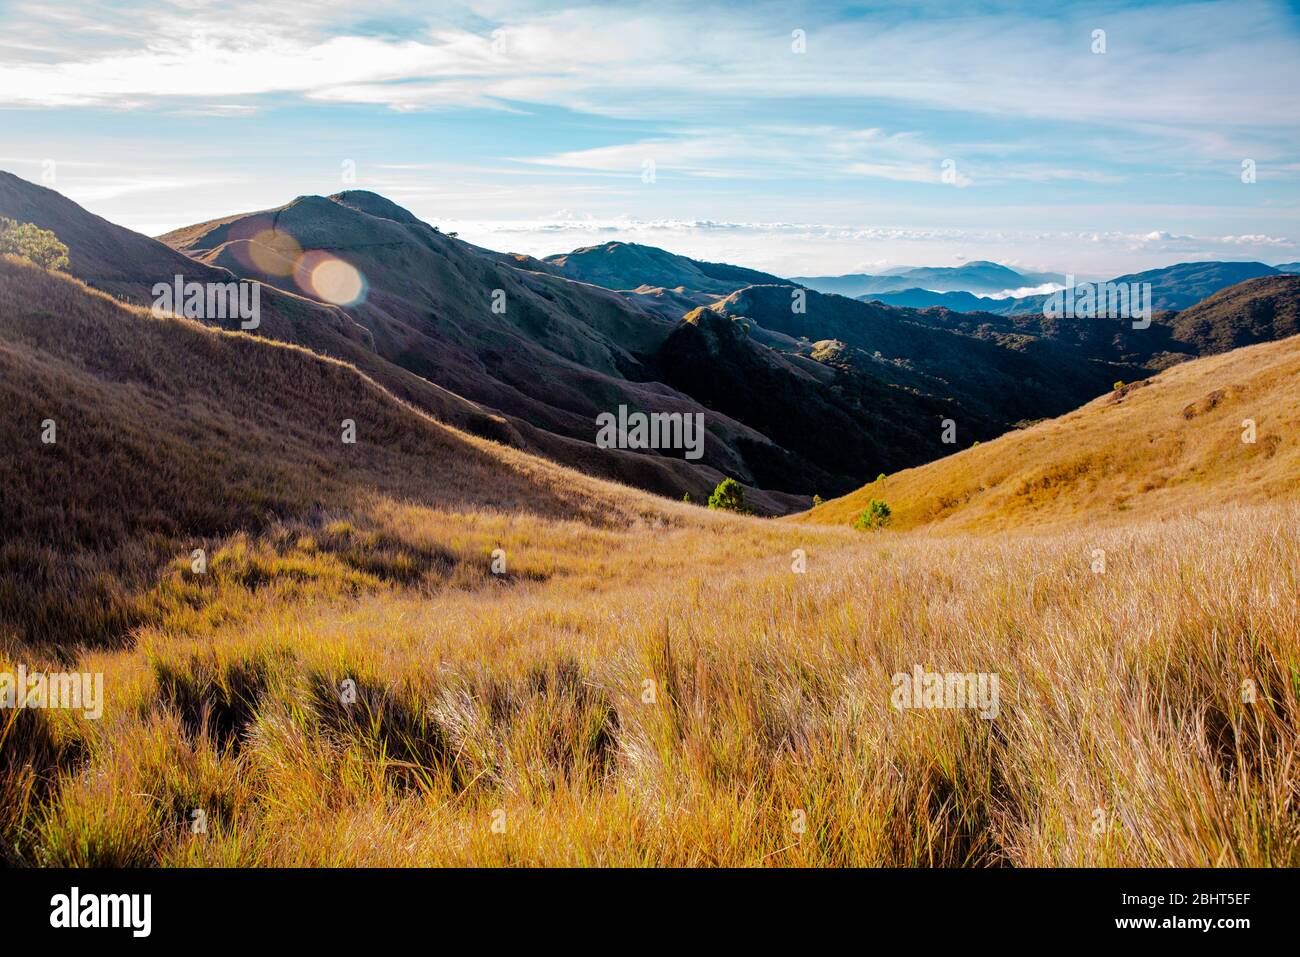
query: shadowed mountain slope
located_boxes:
[701,284,1135,426]
[0,173,799,511]
[903,274,1300,371]
[158,191,816,501]
[1105,261,1282,311]
[0,255,727,650]
[653,306,963,494]
[1167,274,1300,354]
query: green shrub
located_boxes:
[0,217,70,271]
[853,499,892,530]
[812,494,824,507]
[707,478,750,514]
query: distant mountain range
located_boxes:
[905,273,1300,371]
[792,260,1063,297]
[3,169,1297,509]
[865,261,1284,315]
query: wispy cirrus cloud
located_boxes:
[1,0,1297,274]
[3,1,1297,136]
[520,127,1123,190]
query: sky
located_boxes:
[1,0,1298,278]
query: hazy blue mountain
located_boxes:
[794,260,1063,297]
[864,288,1019,312]
[1100,261,1281,311]
[865,261,1284,316]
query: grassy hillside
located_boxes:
[158,191,826,500]
[0,170,241,304]
[1,255,1297,866]
[1169,274,1300,354]
[0,173,802,513]
[0,255,705,651]
[801,331,1300,532]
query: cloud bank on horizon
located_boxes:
[1,0,1297,276]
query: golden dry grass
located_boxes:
[2,257,1298,867]
[0,256,693,652]
[6,502,1298,866]
[802,333,1300,532]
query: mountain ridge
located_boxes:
[0,175,802,512]
[7,171,1298,512]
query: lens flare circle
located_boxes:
[246,228,301,277]
[294,251,367,307]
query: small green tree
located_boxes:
[0,217,70,271]
[876,473,887,482]
[707,477,750,514]
[682,491,693,504]
[1112,380,1125,391]
[812,494,824,507]
[853,498,892,530]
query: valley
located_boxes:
[0,172,1297,869]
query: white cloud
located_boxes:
[4,0,1296,277]
[451,212,1298,277]
[2,0,1296,154]
[61,174,233,202]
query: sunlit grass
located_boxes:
[5,498,1296,867]
[2,254,1296,867]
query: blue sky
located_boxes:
[1,0,1298,277]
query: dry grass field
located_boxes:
[803,332,1300,532]
[2,256,1298,867]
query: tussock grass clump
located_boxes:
[153,649,279,752]
[304,669,459,795]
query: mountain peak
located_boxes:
[540,241,787,295]
[326,190,424,226]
